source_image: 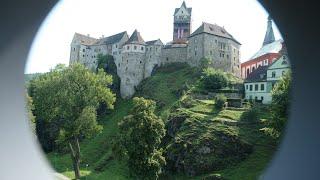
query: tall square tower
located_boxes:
[173,1,192,43]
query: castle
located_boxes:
[69,1,241,98]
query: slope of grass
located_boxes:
[47,64,278,180]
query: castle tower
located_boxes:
[119,30,146,98]
[173,1,192,43]
[262,16,275,46]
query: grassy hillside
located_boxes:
[47,63,278,180]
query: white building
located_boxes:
[244,53,290,104]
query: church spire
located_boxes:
[262,16,275,46]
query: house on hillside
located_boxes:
[244,53,290,104]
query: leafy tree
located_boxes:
[269,71,291,137]
[199,57,212,70]
[31,63,115,179]
[25,92,36,133]
[96,54,121,115]
[202,68,229,90]
[118,97,166,179]
[215,94,227,110]
[261,71,291,139]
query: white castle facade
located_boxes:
[69,2,241,98]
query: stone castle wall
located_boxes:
[118,51,146,98]
[161,46,188,65]
[145,44,162,78]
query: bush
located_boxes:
[202,68,229,91]
[240,107,259,122]
[215,94,227,110]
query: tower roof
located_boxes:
[125,30,145,45]
[174,1,192,15]
[262,16,276,46]
[190,22,241,44]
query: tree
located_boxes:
[215,94,227,110]
[31,63,116,179]
[25,92,36,133]
[199,57,212,70]
[118,97,166,179]
[96,54,121,115]
[262,71,291,139]
[202,68,229,90]
[269,71,291,137]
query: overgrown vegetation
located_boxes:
[38,63,280,180]
[215,94,227,110]
[201,68,229,91]
[262,71,291,139]
[117,97,166,179]
[29,63,115,179]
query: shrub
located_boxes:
[240,107,259,122]
[215,94,227,110]
[202,68,229,91]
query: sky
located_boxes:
[25,0,282,74]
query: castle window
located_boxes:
[195,51,197,56]
[210,50,213,55]
[249,85,253,91]
[134,46,137,50]
[141,47,144,51]
[126,67,128,71]
[140,61,142,64]
[118,63,120,67]
[261,84,265,91]
[83,49,85,52]
[116,44,118,48]
[127,46,129,50]
[150,47,152,50]
[272,71,276,78]
[83,55,85,57]
[73,48,75,51]
[166,57,169,61]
